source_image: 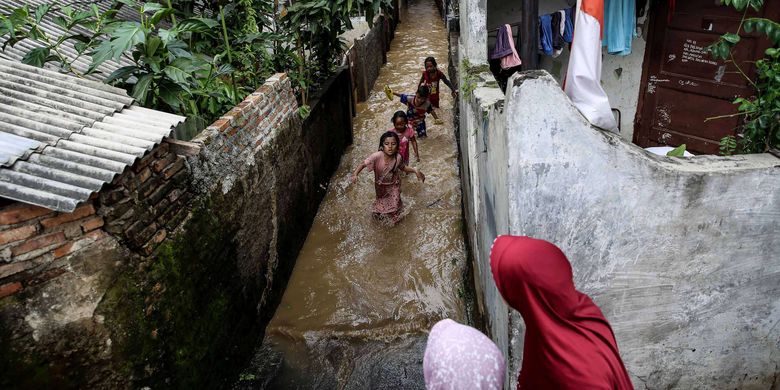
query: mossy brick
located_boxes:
[210,118,231,133]
[152,153,177,174]
[40,204,96,230]
[0,282,22,298]
[10,232,67,257]
[170,169,190,188]
[153,142,170,158]
[147,180,175,205]
[24,267,66,287]
[125,221,158,248]
[53,230,106,259]
[156,202,177,226]
[166,189,185,204]
[0,261,30,279]
[133,150,159,173]
[137,167,153,184]
[139,176,163,199]
[140,229,167,256]
[165,205,189,231]
[80,216,104,233]
[225,126,239,138]
[100,198,134,221]
[0,204,53,226]
[0,225,38,246]
[119,174,141,192]
[166,139,201,157]
[104,219,126,235]
[99,185,129,206]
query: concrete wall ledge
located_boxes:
[463,69,779,389]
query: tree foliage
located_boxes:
[707,0,780,154]
[0,0,392,124]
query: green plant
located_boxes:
[707,0,780,154]
[281,0,391,105]
[1,0,398,124]
[720,135,738,156]
[0,3,115,76]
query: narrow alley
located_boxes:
[245,0,470,387]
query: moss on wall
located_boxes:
[98,197,262,389]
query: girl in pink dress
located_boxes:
[351,132,425,223]
[390,111,419,164]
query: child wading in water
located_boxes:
[390,111,419,164]
[389,85,440,138]
[351,132,425,223]
[418,56,457,109]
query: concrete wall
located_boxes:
[459,69,780,389]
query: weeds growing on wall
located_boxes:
[0,0,391,124]
[706,0,780,155]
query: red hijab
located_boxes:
[490,235,634,390]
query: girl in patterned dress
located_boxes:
[351,132,425,223]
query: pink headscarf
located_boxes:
[423,319,506,390]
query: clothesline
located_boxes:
[487,22,522,36]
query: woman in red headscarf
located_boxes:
[490,235,634,390]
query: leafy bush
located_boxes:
[707,0,780,154]
[0,0,393,124]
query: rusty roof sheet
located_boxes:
[0,59,184,212]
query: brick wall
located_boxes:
[1,68,355,387]
[0,138,200,300]
[191,73,298,194]
[98,140,198,256]
[0,201,107,298]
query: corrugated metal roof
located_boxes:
[0,0,140,81]
[0,59,185,212]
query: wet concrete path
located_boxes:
[245,1,468,388]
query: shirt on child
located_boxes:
[393,125,416,163]
[400,94,433,128]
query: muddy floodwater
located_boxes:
[241,0,470,388]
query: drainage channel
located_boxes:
[238,1,471,387]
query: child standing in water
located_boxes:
[418,56,457,109]
[390,111,419,164]
[351,132,425,223]
[391,85,440,138]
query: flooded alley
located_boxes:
[246,0,470,388]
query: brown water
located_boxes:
[252,1,468,388]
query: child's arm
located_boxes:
[402,165,425,182]
[441,74,458,97]
[411,137,420,162]
[351,162,367,184]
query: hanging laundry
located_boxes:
[551,12,564,51]
[539,14,554,56]
[491,24,514,59]
[563,7,575,43]
[491,24,522,70]
[564,0,618,131]
[603,0,635,55]
[553,10,566,57]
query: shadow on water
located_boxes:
[237,0,471,388]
